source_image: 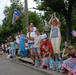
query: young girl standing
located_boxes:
[33,30,42,67]
[49,12,61,62]
[9,38,16,60]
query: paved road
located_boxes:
[0,56,51,75]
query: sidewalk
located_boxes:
[17,57,66,75]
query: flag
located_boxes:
[12,9,21,24]
[72,30,76,37]
[72,30,75,34]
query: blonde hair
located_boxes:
[68,46,74,51]
[49,16,60,27]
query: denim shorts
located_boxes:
[34,47,40,53]
[28,43,34,49]
[11,50,16,56]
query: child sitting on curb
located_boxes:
[40,46,52,69]
[60,46,76,75]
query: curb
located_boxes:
[17,57,32,64]
[17,56,66,75]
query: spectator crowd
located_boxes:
[0,22,76,75]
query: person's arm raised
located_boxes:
[48,14,53,26]
[62,48,69,58]
[53,12,61,27]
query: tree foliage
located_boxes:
[0,0,43,44]
[34,0,76,43]
[28,11,43,31]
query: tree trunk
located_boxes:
[65,15,73,44]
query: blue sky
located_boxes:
[0,0,37,25]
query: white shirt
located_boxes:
[41,33,47,40]
[1,44,4,49]
[16,36,20,44]
[25,43,29,50]
[5,44,7,48]
[6,47,10,50]
[27,32,36,43]
[34,35,42,47]
[33,27,37,32]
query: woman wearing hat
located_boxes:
[49,12,61,61]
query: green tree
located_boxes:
[2,0,24,34]
[0,0,43,43]
[34,0,76,43]
[0,0,24,43]
[28,11,43,31]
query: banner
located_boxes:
[12,9,21,24]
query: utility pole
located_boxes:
[25,0,29,27]
[37,0,41,5]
